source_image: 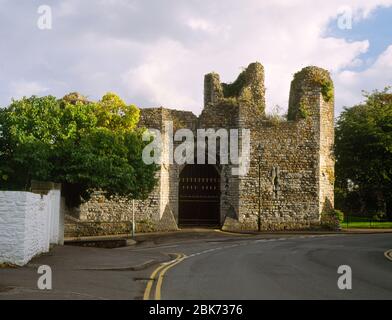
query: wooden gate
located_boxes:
[178,165,220,226]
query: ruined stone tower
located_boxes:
[70,62,335,233]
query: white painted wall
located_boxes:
[0,190,63,266]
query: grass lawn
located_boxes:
[341,217,392,229]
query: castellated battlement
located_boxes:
[69,62,335,235]
[139,62,334,132]
[204,62,265,116]
[288,66,334,121]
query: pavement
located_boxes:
[0,244,175,300]
[0,229,391,300]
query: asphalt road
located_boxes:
[156,234,392,299]
[1,231,391,300]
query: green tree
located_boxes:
[94,92,140,133]
[335,88,392,219]
[0,93,157,207]
[0,96,61,188]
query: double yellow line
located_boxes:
[143,253,187,300]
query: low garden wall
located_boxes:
[0,190,62,266]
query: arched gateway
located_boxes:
[178,164,221,227]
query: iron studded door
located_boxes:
[178,165,220,226]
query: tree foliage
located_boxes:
[0,93,157,206]
[335,88,392,218]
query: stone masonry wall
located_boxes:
[224,118,319,230]
[223,65,334,230]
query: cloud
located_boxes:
[121,39,200,108]
[9,80,48,100]
[335,44,392,112]
[0,0,391,115]
[187,18,215,33]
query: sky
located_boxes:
[0,0,391,117]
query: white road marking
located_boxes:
[178,234,343,261]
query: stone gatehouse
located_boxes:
[70,62,334,233]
